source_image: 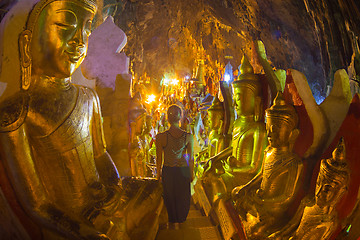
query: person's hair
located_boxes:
[167,104,182,124]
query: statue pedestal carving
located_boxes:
[194,181,211,216]
[215,199,237,240]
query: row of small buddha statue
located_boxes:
[197,55,350,239]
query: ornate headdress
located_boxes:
[232,55,261,95]
[208,96,224,111]
[320,137,350,186]
[265,91,298,128]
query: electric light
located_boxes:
[170,78,179,85]
[224,73,231,82]
[146,94,156,104]
[162,78,170,86]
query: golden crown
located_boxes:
[265,91,298,128]
[208,96,224,113]
[232,55,260,94]
[320,137,350,185]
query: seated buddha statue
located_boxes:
[232,92,303,239]
[196,96,225,197]
[0,1,161,239]
[203,56,267,194]
[206,96,225,158]
[269,138,350,240]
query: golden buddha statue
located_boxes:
[0,1,161,239]
[195,96,225,200]
[269,138,350,240]
[203,55,267,192]
[206,96,225,158]
[232,92,303,239]
[128,92,148,176]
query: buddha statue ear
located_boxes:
[254,96,262,122]
[289,128,300,151]
[19,30,32,90]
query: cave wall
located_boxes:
[114,0,360,103]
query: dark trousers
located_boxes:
[162,166,191,223]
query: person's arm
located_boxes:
[187,133,195,181]
[155,133,164,181]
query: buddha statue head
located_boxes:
[316,138,350,208]
[265,91,299,149]
[207,96,224,132]
[0,0,98,102]
[129,92,147,140]
[144,115,153,136]
[232,55,262,120]
[19,0,97,89]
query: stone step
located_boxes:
[188,209,205,219]
[156,207,221,239]
[198,226,222,240]
[156,226,221,240]
[182,217,212,229]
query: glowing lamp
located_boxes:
[146,94,156,104]
[170,79,179,85]
[162,78,170,86]
[224,73,231,82]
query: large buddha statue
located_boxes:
[232,92,303,239]
[203,55,267,192]
[269,138,350,240]
[0,1,161,239]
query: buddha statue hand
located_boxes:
[268,230,286,240]
[203,157,214,174]
[232,185,249,218]
[90,234,111,240]
[203,157,225,177]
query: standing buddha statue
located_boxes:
[232,92,303,239]
[203,55,267,192]
[128,92,147,176]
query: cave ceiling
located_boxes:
[1,0,359,102]
[114,0,360,102]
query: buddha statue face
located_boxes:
[23,0,95,79]
[315,138,349,208]
[265,92,299,148]
[207,111,222,130]
[315,174,343,208]
[266,119,293,148]
[233,84,256,117]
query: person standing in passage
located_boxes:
[156,104,194,229]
